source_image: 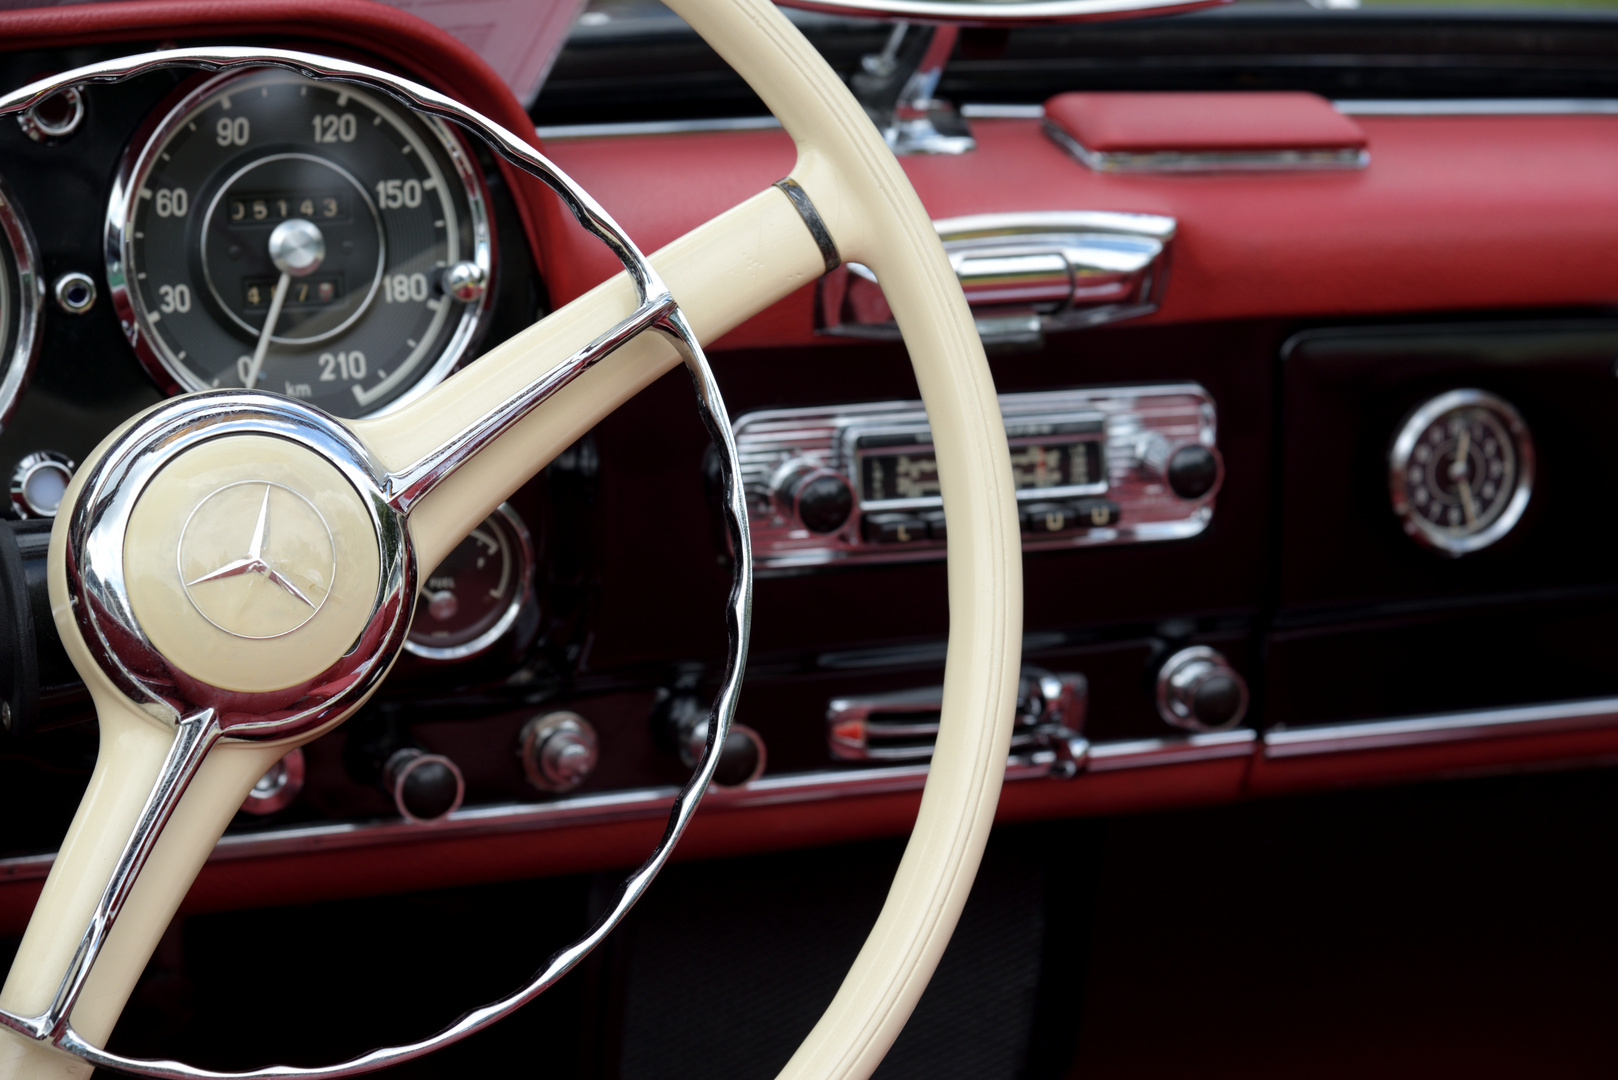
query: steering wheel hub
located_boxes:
[122,433,381,691]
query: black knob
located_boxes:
[1167,446,1219,500]
[796,474,854,534]
[384,748,465,822]
[710,726,766,787]
[1155,647,1248,732]
[1191,674,1245,729]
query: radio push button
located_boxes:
[862,513,930,543]
[1022,501,1077,535]
[1072,498,1121,528]
[1022,498,1121,535]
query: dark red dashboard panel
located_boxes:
[540,114,1618,345]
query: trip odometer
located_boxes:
[108,68,492,418]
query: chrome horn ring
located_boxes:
[0,49,752,1078]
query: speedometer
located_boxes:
[107,68,492,419]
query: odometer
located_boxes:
[108,68,492,418]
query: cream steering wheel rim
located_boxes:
[0,0,1024,1074]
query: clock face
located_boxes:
[1389,389,1534,556]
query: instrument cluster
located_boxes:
[0,58,541,667]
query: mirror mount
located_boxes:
[780,0,1230,154]
[852,22,974,155]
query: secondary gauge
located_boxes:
[406,503,534,661]
[108,68,492,419]
[1389,388,1534,556]
[0,175,42,432]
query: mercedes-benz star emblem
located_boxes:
[178,481,337,639]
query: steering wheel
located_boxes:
[0,0,1024,1073]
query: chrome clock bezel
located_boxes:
[1388,387,1534,557]
[105,67,494,419]
[0,173,43,434]
[404,500,535,661]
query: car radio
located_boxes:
[734,384,1222,570]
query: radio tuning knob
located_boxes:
[771,459,853,534]
[1138,435,1221,501]
[1155,646,1248,732]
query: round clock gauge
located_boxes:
[1388,388,1534,556]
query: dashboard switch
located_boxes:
[383,748,465,823]
[863,512,927,543]
[519,711,598,793]
[1155,646,1248,732]
[684,719,767,787]
[1072,497,1121,528]
[10,451,75,518]
[240,749,305,816]
[1167,446,1220,500]
[656,686,766,787]
[1022,501,1075,534]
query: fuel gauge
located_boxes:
[406,503,534,660]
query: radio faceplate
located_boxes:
[735,384,1222,571]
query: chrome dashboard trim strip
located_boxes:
[1263,696,1618,759]
[1335,99,1618,116]
[1086,729,1256,770]
[536,115,784,139]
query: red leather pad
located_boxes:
[543,115,1618,341]
[1044,91,1367,154]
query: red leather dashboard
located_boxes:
[540,114,1618,344]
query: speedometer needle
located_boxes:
[242,271,289,391]
[244,217,327,391]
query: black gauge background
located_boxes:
[408,505,534,660]
[0,55,542,524]
[116,68,489,418]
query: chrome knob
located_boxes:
[520,711,599,793]
[383,747,464,822]
[11,451,76,518]
[240,749,306,815]
[770,458,853,534]
[1155,646,1248,732]
[267,218,326,277]
[443,260,488,302]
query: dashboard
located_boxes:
[5,0,1618,971]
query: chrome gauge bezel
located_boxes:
[0,174,43,432]
[1388,387,1535,557]
[404,501,535,661]
[105,67,494,418]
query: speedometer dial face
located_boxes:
[1388,388,1534,556]
[108,69,492,419]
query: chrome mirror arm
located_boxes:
[850,22,975,155]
